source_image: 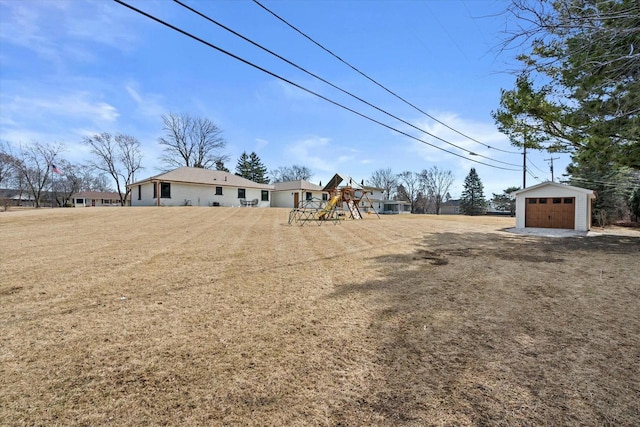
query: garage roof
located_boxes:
[514,181,596,198]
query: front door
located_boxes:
[293,192,299,208]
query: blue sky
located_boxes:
[0,0,571,197]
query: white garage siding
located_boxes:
[514,182,595,231]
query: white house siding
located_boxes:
[131,182,271,207]
[272,190,326,208]
[515,183,594,231]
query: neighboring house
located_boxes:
[128,167,272,207]
[514,182,596,231]
[73,191,123,207]
[0,188,35,207]
[272,180,327,208]
[363,185,385,214]
[439,199,461,215]
[381,200,411,214]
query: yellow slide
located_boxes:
[318,195,341,220]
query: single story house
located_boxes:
[128,167,273,207]
[513,181,596,231]
[73,191,123,207]
[380,200,411,214]
[271,180,327,208]
[439,199,461,215]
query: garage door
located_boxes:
[525,197,575,229]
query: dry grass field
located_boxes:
[1,207,639,426]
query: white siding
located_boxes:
[130,182,271,207]
[271,190,326,208]
[515,184,593,231]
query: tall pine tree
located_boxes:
[460,168,487,216]
[248,152,269,184]
[235,151,269,183]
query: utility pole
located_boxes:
[522,145,527,189]
[544,156,560,182]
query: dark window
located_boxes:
[538,198,547,204]
[261,190,269,201]
[553,198,561,204]
[160,182,171,198]
[564,198,573,204]
[138,185,141,200]
[215,186,223,195]
[322,194,328,201]
[528,198,537,204]
[306,192,312,200]
[153,183,157,198]
[238,188,246,199]
[76,198,83,204]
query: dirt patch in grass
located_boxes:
[1,208,638,426]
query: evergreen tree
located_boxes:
[235,151,251,179]
[248,152,269,184]
[460,168,487,216]
[215,159,230,173]
[235,151,269,183]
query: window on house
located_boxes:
[215,186,223,195]
[138,185,141,200]
[161,182,171,198]
[322,193,328,201]
[306,192,312,200]
[538,198,547,204]
[238,188,246,199]
[528,199,537,204]
[153,183,157,198]
[261,190,269,201]
[102,199,110,204]
[553,198,562,204]
[564,198,573,204]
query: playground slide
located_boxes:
[318,195,341,219]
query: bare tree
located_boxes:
[84,133,143,206]
[397,171,423,213]
[0,141,16,187]
[11,142,65,208]
[368,168,397,200]
[420,166,454,215]
[158,112,228,170]
[270,165,314,183]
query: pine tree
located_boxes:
[235,151,269,183]
[460,168,487,216]
[235,151,251,179]
[248,152,269,184]
[215,159,230,173]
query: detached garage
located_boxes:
[514,182,596,231]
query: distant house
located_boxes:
[363,186,385,214]
[439,199,461,215]
[73,191,122,207]
[381,200,411,214]
[128,167,272,207]
[514,182,596,231]
[271,180,327,208]
[0,188,35,207]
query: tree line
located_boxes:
[367,166,514,216]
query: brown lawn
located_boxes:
[1,207,639,426]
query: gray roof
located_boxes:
[513,181,595,197]
[129,167,273,190]
[273,180,323,191]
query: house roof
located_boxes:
[129,167,273,190]
[72,191,121,199]
[513,181,596,198]
[322,173,363,191]
[273,180,323,191]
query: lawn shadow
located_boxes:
[326,231,640,425]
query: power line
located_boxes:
[252,0,522,155]
[173,0,520,168]
[113,0,521,171]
